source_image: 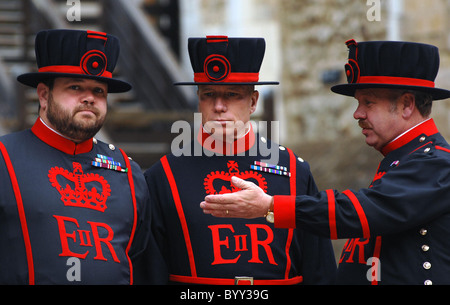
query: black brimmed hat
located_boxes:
[175,35,279,86]
[17,29,131,93]
[331,39,450,100]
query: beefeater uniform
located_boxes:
[143,36,337,285]
[272,40,450,285]
[0,29,166,284]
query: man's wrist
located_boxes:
[264,195,275,223]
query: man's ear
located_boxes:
[400,92,415,119]
[36,82,50,111]
[249,90,259,114]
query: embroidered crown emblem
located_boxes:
[204,160,268,194]
[48,162,111,212]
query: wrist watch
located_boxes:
[264,198,274,223]
[265,210,274,223]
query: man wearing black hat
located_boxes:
[201,39,450,285]
[143,35,337,284]
[0,29,165,284]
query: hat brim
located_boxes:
[331,83,450,101]
[17,72,132,93]
[174,81,279,86]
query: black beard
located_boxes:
[46,93,105,142]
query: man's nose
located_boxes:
[214,97,227,112]
[353,103,366,120]
[82,90,95,104]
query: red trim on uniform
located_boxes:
[326,189,338,240]
[358,76,435,88]
[31,118,93,155]
[169,274,303,285]
[194,72,259,83]
[160,156,197,277]
[381,119,439,156]
[436,146,450,153]
[284,148,297,279]
[87,30,107,41]
[206,35,228,43]
[38,65,112,78]
[409,141,433,155]
[0,142,35,285]
[273,195,296,229]
[342,190,370,239]
[119,149,138,285]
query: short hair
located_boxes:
[37,78,55,112]
[388,89,433,118]
[408,90,433,117]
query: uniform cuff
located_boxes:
[273,195,296,228]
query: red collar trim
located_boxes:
[381,119,439,156]
[31,118,93,155]
[197,124,256,155]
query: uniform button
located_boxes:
[419,228,427,236]
[423,262,431,270]
[419,136,426,142]
[109,144,116,151]
[279,146,286,151]
[424,280,433,285]
[424,147,431,153]
[297,157,304,162]
[421,245,430,252]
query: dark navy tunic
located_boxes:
[274,119,450,285]
[0,118,165,284]
[144,127,337,284]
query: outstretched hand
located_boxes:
[200,176,273,219]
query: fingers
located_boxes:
[200,201,232,218]
[230,176,252,189]
[204,192,236,204]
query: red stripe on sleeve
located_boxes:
[342,190,370,238]
[326,189,338,239]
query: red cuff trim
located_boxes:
[273,195,296,229]
[342,190,370,239]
